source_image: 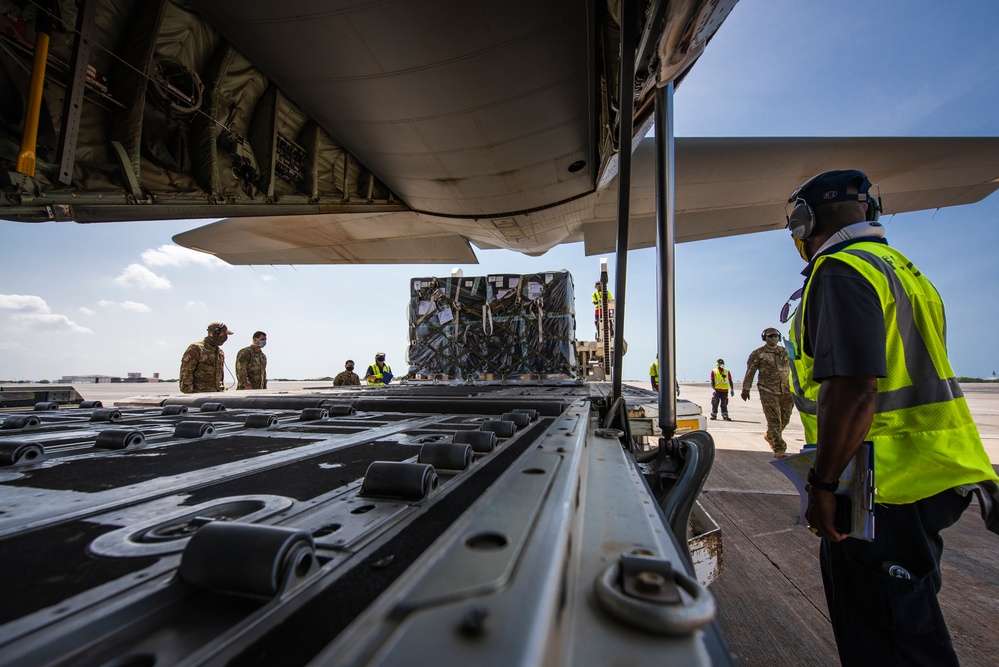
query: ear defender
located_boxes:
[860,189,882,222]
[787,198,816,239]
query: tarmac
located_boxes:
[675,380,999,462]
[691,380,999,667]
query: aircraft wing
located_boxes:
[582,135,999,254]
[173,136,999,264]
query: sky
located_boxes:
[2,0,999,384]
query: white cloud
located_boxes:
[155,340,170,348]
[0,341,25,351]
[186,300,206,308]
[114,264,171,290]
[0,293,93,334]
[98,299,151,313]
[142,244,227,269]
[79,307,96,316]
[261,274,275,282]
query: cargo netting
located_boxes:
[407,271,576,380]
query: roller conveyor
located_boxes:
[0,383,732,666]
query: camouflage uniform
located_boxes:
[180,338,225,393]
[235,345,267,389]
[742,344,794,455]
[333,370,360,386]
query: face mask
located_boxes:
[346,365,354,371]
[793,235,809,262]
[766,336,780,346]
[257,339,267,348]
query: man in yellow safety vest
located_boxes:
[365,352,393,386]
[785,168,998,666]
[709,359,733,420]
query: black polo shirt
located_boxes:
[803,258,888,382]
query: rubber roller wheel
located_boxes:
[300,408,329,421]
[500,412,531,428]
[33,401,59,411]
[174,421,215,438]
[90,408,122,423]
[452,430,497,453]
[162,405,189,415]
[179,522,315,597]
[418,442,473,471]
[480,419,517,438]
[245,413,279,429]
[78,400,103,409]
[199,402,226,412]
[360,461,438,500]
[512,408,539,421]
[94,429,145,450]
[1,415,41,430]
[0,441,44,466]
[326,405,356,417]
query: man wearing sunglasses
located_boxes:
[784,169,997,666]
[741,328,793,458]
[179,321,231,393]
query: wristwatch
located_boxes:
[807,467,839,493]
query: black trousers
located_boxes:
[820,489,972,666]
[710,390,729,416]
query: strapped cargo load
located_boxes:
[407,271,576,380]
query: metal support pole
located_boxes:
[612,0,637,402]
[654,82,677,436]
[57,0,97,186]
[16,7,55,177]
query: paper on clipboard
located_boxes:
[770,441,875,541]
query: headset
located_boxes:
[786,172,882,240]
[761,328,782,342]
[211,324,228,337]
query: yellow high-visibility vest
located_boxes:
[788,241,997,504]
[367,362,392,386]
[712,367,730,391]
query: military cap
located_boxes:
[793,169,872,206]
[208,322,234,335]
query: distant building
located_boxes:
[57,375,115,384]
[58,372,161,384]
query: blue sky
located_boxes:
[2,0,998,383]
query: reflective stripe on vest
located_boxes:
[712,368,730,390]
[788,241,996,503]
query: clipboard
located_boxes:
[771,441,875,541]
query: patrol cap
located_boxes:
[375,352,386,358]
[717,358,725,365]
[208,322,233,335]
[792,169,871,206]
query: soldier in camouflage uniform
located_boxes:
[235,331,268,389]
[333,360,361,386]
[741,327,794,458]
[179,322,231,393]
